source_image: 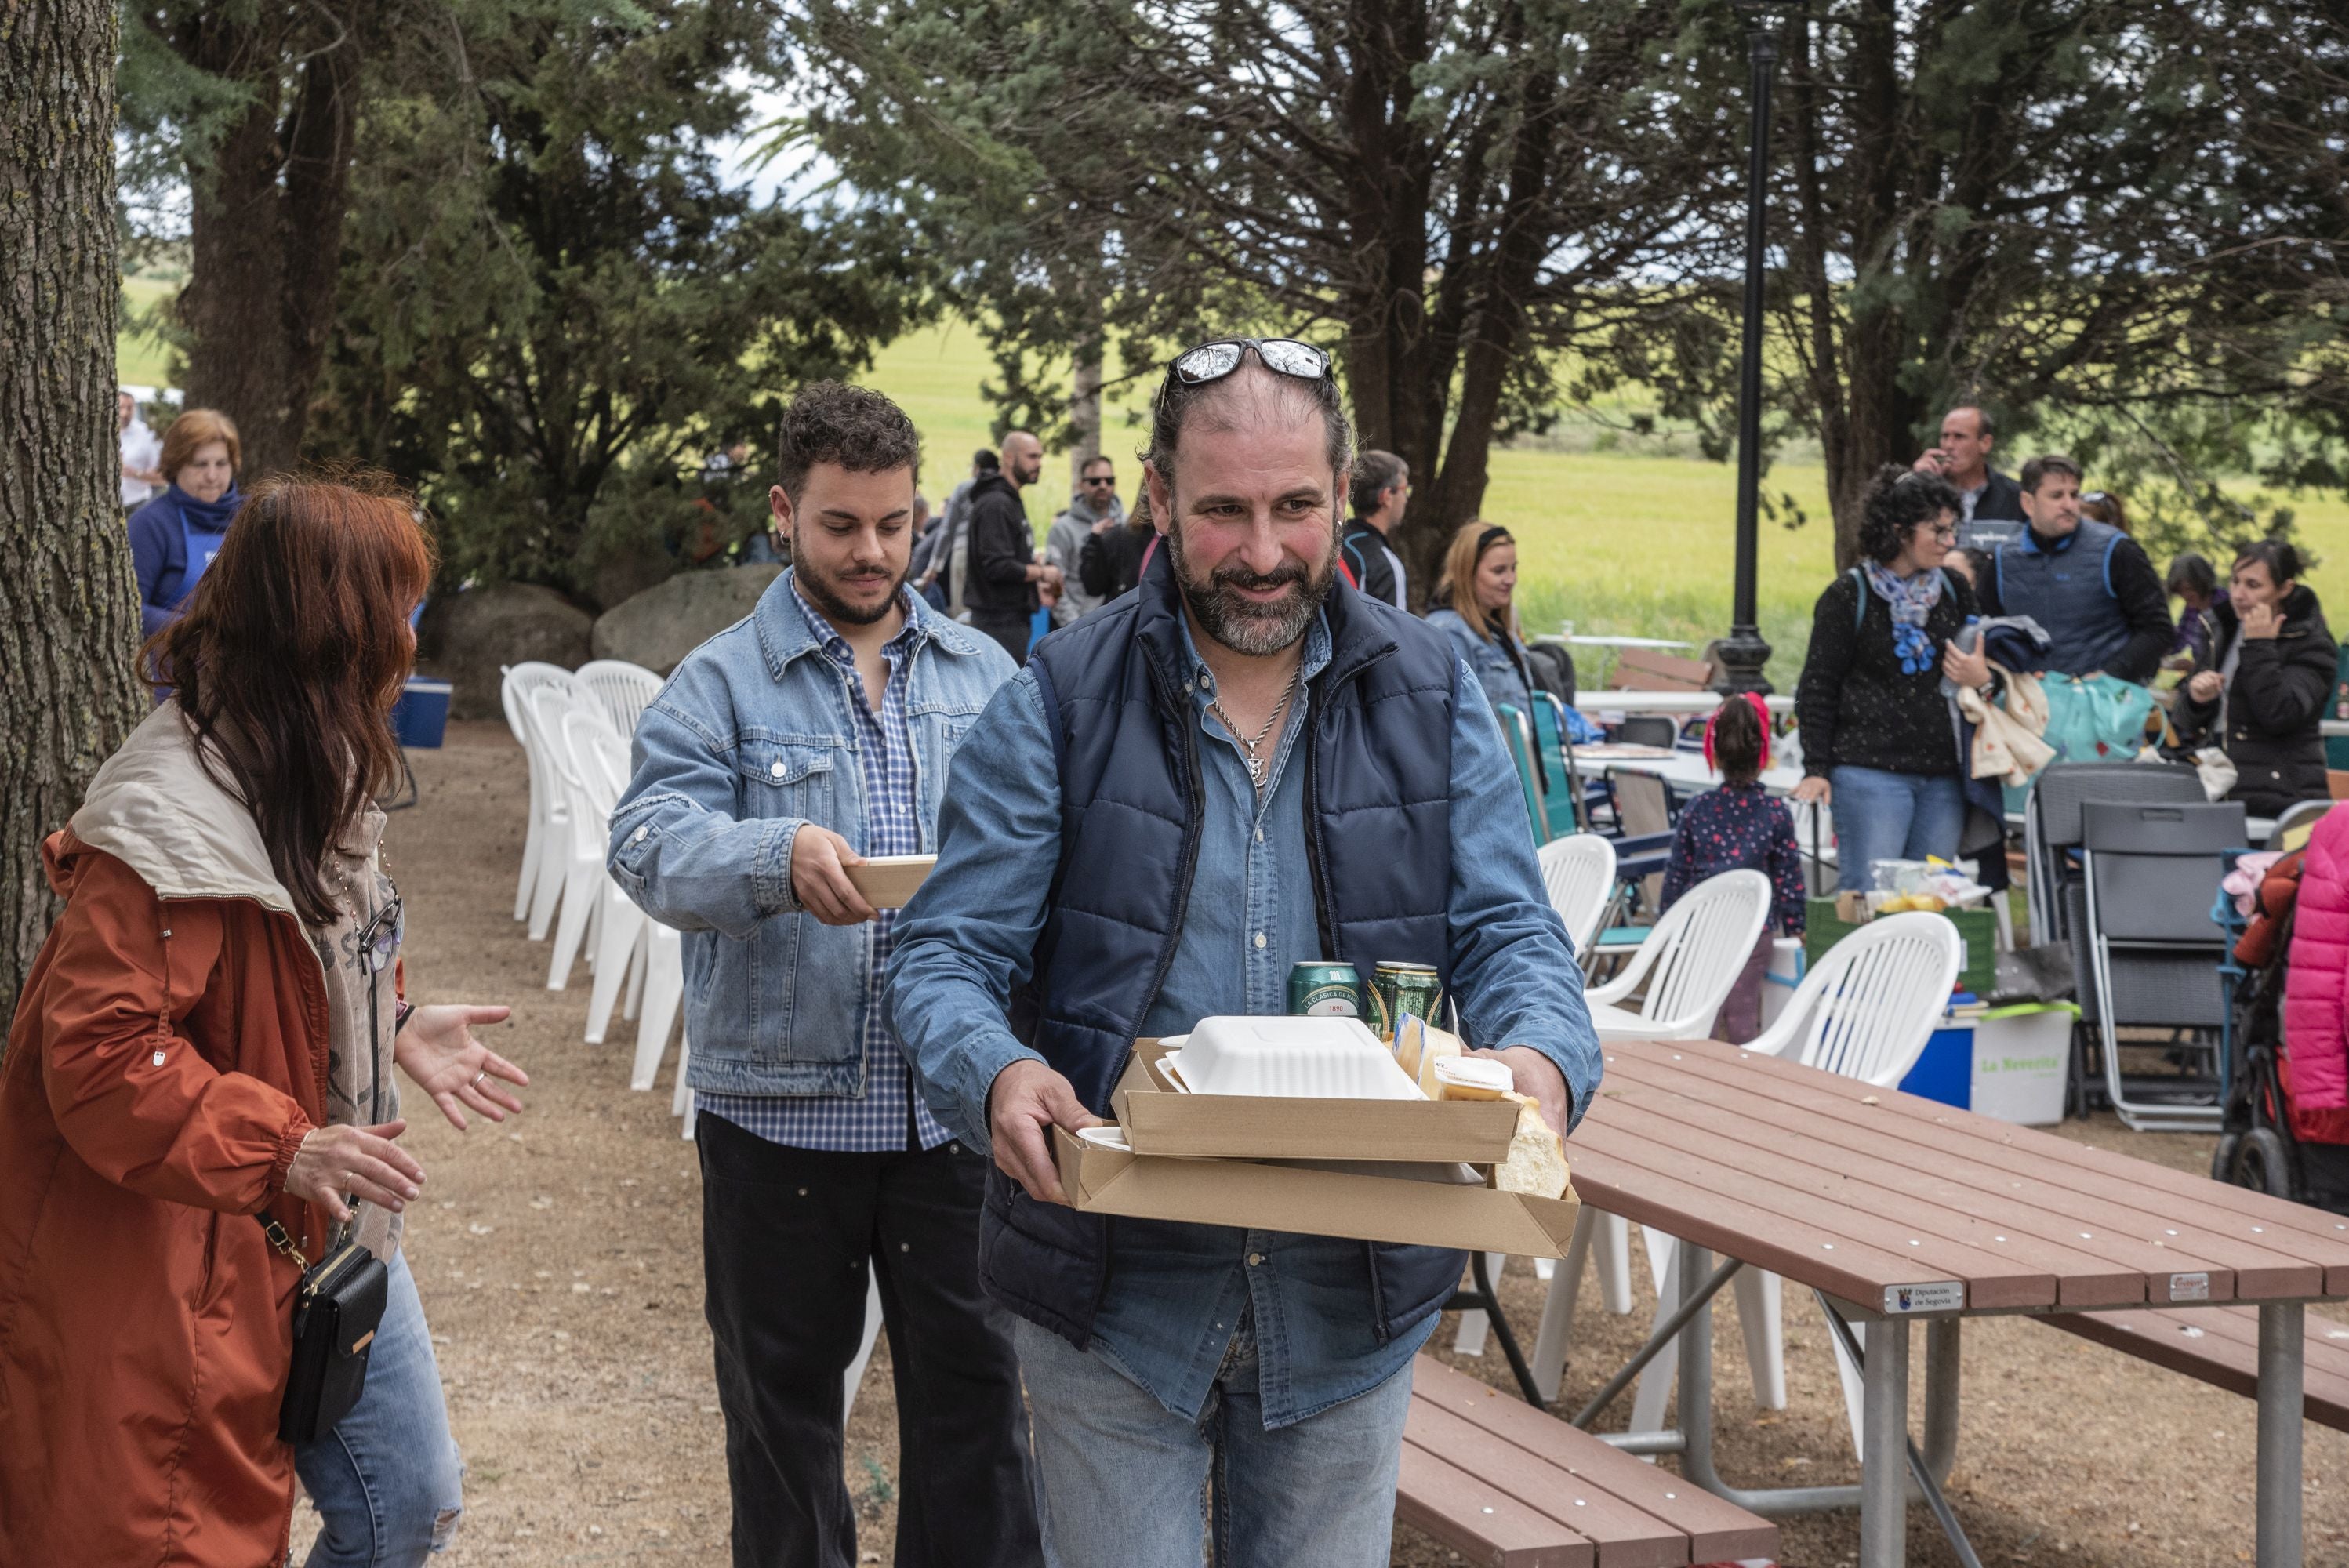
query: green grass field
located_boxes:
[122,300,2349,689]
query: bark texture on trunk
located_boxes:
[172,14,360,481]
[0,0,147,1024]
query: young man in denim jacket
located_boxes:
[607,383,1037,1568]
[886,343,1602,1568]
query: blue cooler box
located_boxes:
[390,677,452,748]
[1898,1003,1976,1109]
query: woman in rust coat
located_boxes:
[0,475,527,1566]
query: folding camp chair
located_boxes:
[1494,704,1552,848]
[2079,798,2246,1131]
[2022,760,2203,946]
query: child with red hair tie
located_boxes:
[1659,695,1808,1042]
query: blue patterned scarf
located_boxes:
[1862,560,1944,675]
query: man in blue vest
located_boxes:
[1975,452,2173,683]
[886,337,1601,1567]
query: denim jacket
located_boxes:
[606,571,1016,1096]
[1426,607,1534,717]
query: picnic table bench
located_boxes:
[1551,1036,2349,1567]
[1399,1356,1777,1567]
[2046,1302,2349,1432]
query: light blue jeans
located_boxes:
[1829,764,1969,893]
[293,1250,464,1566]
[1012,1316,1414,1568]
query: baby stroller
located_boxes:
[2213,847,2349,1211]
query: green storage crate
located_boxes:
[1805,896,1996,997]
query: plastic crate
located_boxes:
[1804,896,1996,997]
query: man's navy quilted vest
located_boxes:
[1995,517,2127,677]
[982,546,1467,1349]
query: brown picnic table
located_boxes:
[1559,1035,2349,1568]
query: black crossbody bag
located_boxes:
[259,1213,388,1443]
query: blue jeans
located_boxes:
[1829,765,1968,893]
[294,1250,464,1566]
[1012,1316,1414,1568]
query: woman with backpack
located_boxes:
[1793,466,1994,891]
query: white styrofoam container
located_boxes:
[1163,1016,1423,1100]
[1969,1004,2078,1127]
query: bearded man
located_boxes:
[885,339,1601,1566]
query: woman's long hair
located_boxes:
[143,474,437,924]
[1434,521,1513,643]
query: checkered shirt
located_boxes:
[696,582,953,1152]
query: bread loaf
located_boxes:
[1494,1091,1570,1199]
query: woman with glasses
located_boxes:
[0,474,526,1568]
[1793,465,1992,891]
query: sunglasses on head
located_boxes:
[1164,337,1333,390]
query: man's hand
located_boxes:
[790,823,877,926]
[395,1004,528,1131]
[1912,449,1949,476]
[2241,601,2283,641]
[1472,1045,1570,1136]
[1792,775,1832,807]
[986,1058,1103,1205]
[2188,669,2224,704]
[1091,514,1118,535]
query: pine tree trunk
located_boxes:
[0,0,147,1025]
[173,27,360,480]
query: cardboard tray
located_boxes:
[846,855,935,909]
[1051,1125,1580,1258]
[1112,1040,1519,1163]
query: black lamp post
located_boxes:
[1710,1,1781,696]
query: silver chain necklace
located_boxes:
[1207,666,1300,789]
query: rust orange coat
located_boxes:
[0,706,340,1567]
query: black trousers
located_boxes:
[968,610,1032,666]
[698,1114,1044,1568]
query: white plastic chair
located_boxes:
[576,726,647,1045]
[574,659,664,738]
[539,695,620,989]
[1581,868,1770,1040]
[1538,833,1617,955]
[517,673,590,942]
[502,662,579,927]
[844,1276,885,1419]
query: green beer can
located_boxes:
[1368,961,1443,1042]
[1287,961,1362,1018]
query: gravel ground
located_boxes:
[323,720,2349,1566]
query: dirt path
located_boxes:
[344,720,2349,1565]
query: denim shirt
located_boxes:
[607,570,1017,1097]
[886,612,1601,1426]
[1426,608,1534,718]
